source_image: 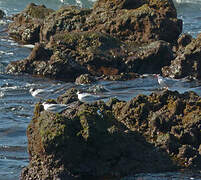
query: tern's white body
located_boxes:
[156,75,169,89]
[21,44,35,49]
[77,91,93,101]
[29,88,53,98]
[42,102,68,113]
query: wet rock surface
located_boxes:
[6,0,182,81]
[4,0,201,179]
[6,31,174,80]
[162,33,201,79]
[8,3,54,44]
[0,9,5,19]
[21,89,201,179]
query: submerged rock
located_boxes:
[21,89,201,179]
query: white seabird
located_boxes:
[76,91,94,101]
[76,90,109,102]
[29,88,53,99]
[155,74,169,89]
[42,102,68,113]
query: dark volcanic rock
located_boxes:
[90,0,182,43]
[75,74,96,84]
[177,33,193,49]
[6,32,174,80]
[0,9,5,19]
[162,33,201,79]
[40,6,92,42]
[124,40,173,74]
[21,89,201,179]
[8,0,182,44]
[6,0,182,81]
[6,40,88,80]
[8,3,54,43]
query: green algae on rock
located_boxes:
[75,74,96,84]
[6,32,174,80]
[6,0,183,81]
[21,89,201,179]
[8,3,54,44]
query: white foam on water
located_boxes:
[1,85,18,90]
[175,0,201,3]
[0,91,5,98]
[20,44,35,49]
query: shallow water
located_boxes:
[174,0,201,37]
[0,0,201,179]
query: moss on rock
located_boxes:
[25,3,54,19]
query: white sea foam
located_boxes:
[20,44,35,49]
[0,19,6,25]
[1,86,18,90]
[0,50,13,55]
[0,91,5,98]
[175,0,201,3]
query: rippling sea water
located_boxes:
[0,0,201,179]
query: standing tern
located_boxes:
[42,102,68,113]
[76,90,108,102]
[155,74,169,89]
[29,88,53,99]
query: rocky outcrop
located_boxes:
[8,0,182,44]
[21,89,201,179]
[6,42,87,80]
[6,0,182,81]
[75,74,96,84]
[90,0,182,43]
[162,33,201,79]
[8,3,54,44]
[40,6,92,42]
[6,31,174,80]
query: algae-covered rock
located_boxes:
[57,88,79,105]
[6,32,174,80]
[8,3,54,43]
[75,74,96,84]
[162,33,201,79]
[21,89,201,179]
[9,0,182,44]
[112,90,201,168]
[90,0,182,43]
[6,0,182,80]
[40,6,92,42]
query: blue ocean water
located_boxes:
[0,0,201,179]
